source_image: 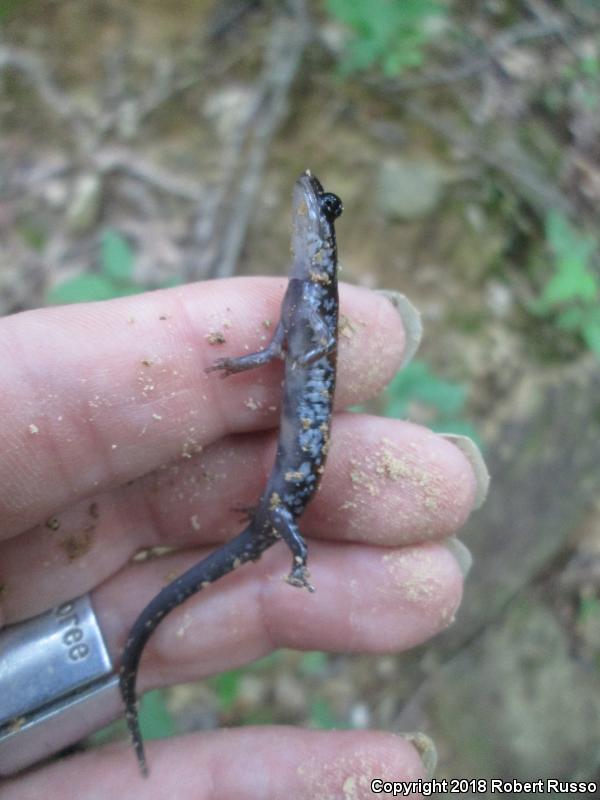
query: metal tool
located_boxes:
[0,594,121,775]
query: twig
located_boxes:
[210,0,309,279]
[366,17,567,93]
[93,149,204,202]
[205,0,262,41]
[523,0,578,53]
[2,158,73,202]
[403,99,572,217]
[184,52,268,281]
[110,40,258,137]
[0,44,205,204]
[0,45,95,144]
[0,45,78,118]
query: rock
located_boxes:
[65,173,102,234]
[273,672,306,712]
[202,85,258,141]
[375,157,446,220]
[484,279,514,318]
[434,596,600,779]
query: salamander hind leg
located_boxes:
[270,505,315,592]
[295,306,336,367]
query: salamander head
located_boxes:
[291,171,343,279]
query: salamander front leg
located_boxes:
[270,506,315,592]
[206,320,286,377]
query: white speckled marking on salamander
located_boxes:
[119,171,343,776]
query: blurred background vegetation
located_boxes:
[2,0,600,793]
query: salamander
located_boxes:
[119,170,343,776]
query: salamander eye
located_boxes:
[320,193,343,221]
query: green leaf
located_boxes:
[555,306,585,330]
[384,361,467,419]
[47,273,121,304]
[300,651,328,675]
[240,708,275,725]
[535,212,600,341]
[325,0,365,28]
[160,277,184,289]
[212,669,241,711]
[308,698,338,729]
[546,212,595,264]
[326,0,445,77]
[539,260,597,306]
[580,54,600,78]
[85,718,127,747]
[579,595,600,622]
[545,210,572,256]
[108,284,143,298]
[101,230,134,283]
[382,360,480,441]
[139,689,175,741]
[19,219,47,250]
[582,310,600,355]
[0,0,22,21]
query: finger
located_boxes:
[2,728,427,799]
[94,539,462,691]
[0,280,405,540]
[1,416,474,623]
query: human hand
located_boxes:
[1,280,483,798]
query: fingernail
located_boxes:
[376,290,422,369]
[440,433,489,509]
[444,537,473,579]
[398,732,438,779]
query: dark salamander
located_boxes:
[119,171,343,776]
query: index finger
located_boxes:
[0,280,407,540]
